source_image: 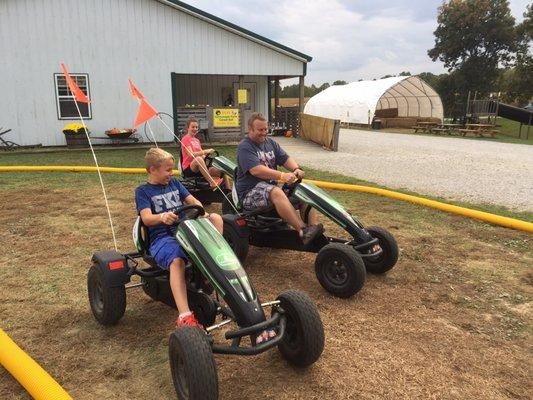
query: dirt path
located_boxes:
[274,130,533,212]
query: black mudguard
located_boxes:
[91,250,131,287]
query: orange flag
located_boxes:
[128,78,145,100]
[134,98,158,127]
[60,63,90,103]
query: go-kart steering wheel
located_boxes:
[282,177,302,197]
[204,150,219,168]
[172,204,206,221]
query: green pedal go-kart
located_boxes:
[215,156,399,299]
[87,204,324,400]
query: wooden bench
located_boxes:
[429,127,448,134]
[457,129,480,137]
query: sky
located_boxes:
[185,0,531,85]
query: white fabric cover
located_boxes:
[304,76,444,124]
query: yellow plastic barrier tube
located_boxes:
[0,329,72,400]
[0,165,152,174]
[306,179,533,233]
[0,165,531,233]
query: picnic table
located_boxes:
[428,123,462,135]
[458,123,498,138]
[412,121,439,133]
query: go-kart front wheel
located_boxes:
[169,327,218,400]
[314,243,366,298]
[363,226,399,274]
[87,264,126,325]
[276,290,324,367]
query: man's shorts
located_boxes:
[242,181,276,210]
[149,236,188,270]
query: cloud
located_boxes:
[185,0,530,85]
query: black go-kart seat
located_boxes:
[133,216,166,271]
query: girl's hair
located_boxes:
[144,147,174,169]
[185,116,199,130]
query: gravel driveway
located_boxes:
[273,129,533,212]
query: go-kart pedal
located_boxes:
[300,223,324,246]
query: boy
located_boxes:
[135,148,223,328]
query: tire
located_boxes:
[276,290,324,367]
[363,226,399,274]
[221,196,237,215]
[87,264,126,325]
[222,222,249,263]
[169,327,218,400]
[314,243,366,298]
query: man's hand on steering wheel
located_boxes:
[282,172,297,184]
[293,168,305,179]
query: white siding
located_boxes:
[0,0,305,146]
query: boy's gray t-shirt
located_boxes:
[235,136,289,199]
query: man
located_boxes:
[236,112,323,245]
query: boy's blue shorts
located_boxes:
[149,236,188,270]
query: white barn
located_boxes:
[0,0,311,146]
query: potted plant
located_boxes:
[63,123,90,148]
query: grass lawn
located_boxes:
[1,147,532,399]
[349,117,532,145]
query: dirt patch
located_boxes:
[1,185,532,399]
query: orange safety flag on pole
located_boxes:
[128,78,145,100]
[60,63,90,103]
[134,99,158,128]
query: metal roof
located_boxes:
[158,0,312,63]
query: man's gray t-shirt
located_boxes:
[235,136,289,200]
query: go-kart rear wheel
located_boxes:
[276,290,324,367]
[169,327,218,400]
[87,264,126,325]
[315,243,366,298]
[222,222,249,263]
[363,226,399,274]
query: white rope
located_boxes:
[73,100,118,251]
[145,120,158,147]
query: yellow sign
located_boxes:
[213,108,240,128]
[238,89,247,104]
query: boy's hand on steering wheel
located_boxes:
[206,148,215,154]
[160,212,178,225]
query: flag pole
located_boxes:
[61,62,118,251]
[128,78,239,214]
[72,100,118,251]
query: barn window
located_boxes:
[54,73,92,119]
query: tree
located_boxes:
[428,0,517,95]
[505,5,532,105]
[332,80,347,85]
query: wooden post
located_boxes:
[239,75,244,135]
[298,76,305,113]
[274,78,280,123]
